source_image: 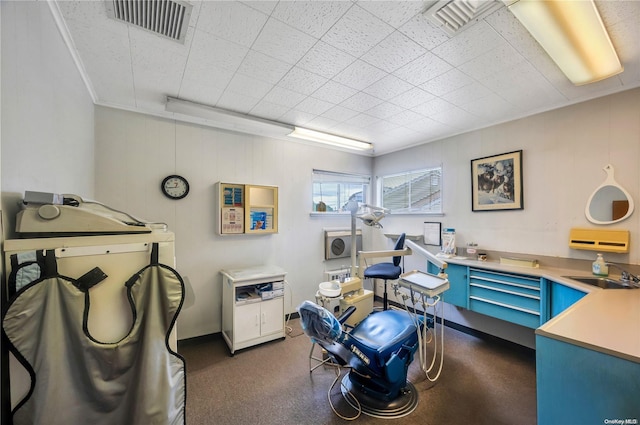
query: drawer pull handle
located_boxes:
[469,283,540,300]
[470,296,540,316]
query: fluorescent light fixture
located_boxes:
[288,127,373,151]
[165,96,293,136]
[505,0,623,85]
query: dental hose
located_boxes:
[399,286,445,382]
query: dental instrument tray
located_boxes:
[399,270,450,298]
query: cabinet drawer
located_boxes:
[469,297,541,328]
[468,268,541,328]
[469,284,539,312]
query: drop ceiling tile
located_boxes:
[357,0,426,28]
[187,30,249,73]
[333,60,388,91]
[412,97,457,117]
[387,109,425,126]
[216,90,261,114]
[389,87,435,109]
[404,116,447,133]
[397,13,450,50]
[362,74,414,100]
[312,81,359,104]
[441,83,493,107]
[295,97,335,116]
[197,1,268,47]
[343,113,380,128]
[263,86,307,108]
[365,102,405,119]
[394,52,452,86]
[178,76,226,107]
[458,43,526,81]
[321,5,394,57]
[431,21,505,67]
[420,68,474,97]
[271,1,352,38]
[460,93,517,119]
[252,19,319,65]
[240,1,279,16]
[279,109,316,126]
[250,100,291,121]
[297,41,356,79]
[340,92,384,113]
[277,67,328,96]
[305,115,341,131]
[430,106,481,129]
[321,105,361,123]
[225,74,273,99]
[361,30,426,73]
[236,50,292,85]
[182,65,234,93]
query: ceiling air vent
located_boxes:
[423,0,502,36]
[105,0,192,43]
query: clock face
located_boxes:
[161,175,189,200]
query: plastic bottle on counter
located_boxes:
[592,253,609,276]
[442,228,456,256]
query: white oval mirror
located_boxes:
[585,164,634,224]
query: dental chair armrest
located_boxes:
[337,306,356,325]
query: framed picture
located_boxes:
[423,222,442,246]
[471,150,523,212]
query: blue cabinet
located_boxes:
[442,263,468,308]
[468,268,542,328]
[428,261,467,307]
[537,335,640,423]
[548,280,587,318]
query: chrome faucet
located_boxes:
[605,263,640,287]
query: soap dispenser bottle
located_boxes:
[592,254,609,276]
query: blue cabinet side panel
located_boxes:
[536,335,640,424]
[549,282,587,318]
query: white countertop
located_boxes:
[443,256,640,363]
[537,290,640,363]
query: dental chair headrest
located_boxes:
[297,300,341,344]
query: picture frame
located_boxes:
[423,222,442,246]
[471,150,523,212]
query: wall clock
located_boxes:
[161,175,189,200]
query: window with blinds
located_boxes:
[312,170,370,213]
[381,167,442,213]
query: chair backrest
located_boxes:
[392,233,406,266]
[297,300,342,344]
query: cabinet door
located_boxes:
[235,303,261,343]
[549,282,587,319]
[260,298,284,336]
[442,263,468,308]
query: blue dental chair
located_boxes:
[364,233,406,310]
[298,300,424,418]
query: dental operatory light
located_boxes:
[288,127,373,151]
[357,204,389,228]
[504,0,623,85]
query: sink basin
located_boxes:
[563,276,636,289]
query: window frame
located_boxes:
[378,165,443,215]
[311,169,371,215]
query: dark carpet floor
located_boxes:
[178,314,537,425]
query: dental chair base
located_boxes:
[341,376,418,419]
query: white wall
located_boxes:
[0,1,95,234]
[94,106,373,339]
[374,88,640,265]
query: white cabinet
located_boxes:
[220,266,286,355]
